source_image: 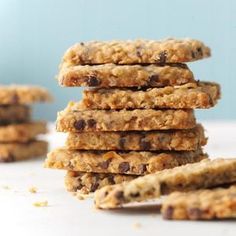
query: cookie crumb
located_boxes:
[75,192,89,200]
[29,186,38,193]
[2,185,10,190]
[132,222,141,229]
[33,200,48,207]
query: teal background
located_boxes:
[0,0,235,121]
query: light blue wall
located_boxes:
[0,0,235,120]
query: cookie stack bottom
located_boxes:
[0,85,52,162]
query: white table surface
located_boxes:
[0,121,236,236]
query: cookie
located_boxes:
[56,102,196,132]
[0,105,30,124]
[0,122,47,142]
[82,82,220,110]
[0,85,52,104]
[0,140,48,162]
[61,38,211,66]
[65,171,137,194]
[58,63,195,88]
[66,124,207,151]
[45,148,207,175]
[94,158,236,209]
[162,185,236,220]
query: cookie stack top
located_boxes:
[45,38,221,195]
[0,85,52,162]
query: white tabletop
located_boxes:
[0,121,236,236]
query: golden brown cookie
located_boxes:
[58,63,194,88]
[82,82,220,109]
[65,171,137,194]
[94,158,236,209]
[61,38,211,66]
[0,85,52,104]
[0,122,47,142]
[162,185,236,220]
[0,105,30,124]
[0,140,48,162]
[45,148,207,175]
[57,102,196,132]
[66,124,207,151]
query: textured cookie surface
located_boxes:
[94,158,236,209]
[57,102,196,132]
[82,82,220,110]
[162,185,236,220]
[0,140,48,162]
[45,148,206,175]
[0,122,47,142]
[66,124,207,151]
[0,85,52,104]
[65,171,137,194]
[0,105,30,124]
[61,38,211,66]
[58,63,195,88]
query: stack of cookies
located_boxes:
[45,38,220,195]
[0,85,52,162]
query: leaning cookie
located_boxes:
[162,185,236,220]
[61,38,211,66]
[94,158,236,209]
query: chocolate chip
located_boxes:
[74,119,86,131]
[119,162,130,173]
[130,192,140,198]
[188,208,202,220]
[197,47,203,56]
[86,76,101,86]
[136,46,142,58]
[87,119,96,128]
[90,182,99,192]
[11,94,19,104]
[160,183,169,195]
[139,138,151,150]
[148,74,159,86]
[75,184,83,191]
[130,116,137,122]
[80,42,84,46]
[191,51,195,58]
[139,164,147,174]
[98,159,111,169]
[163,206,174,219]
[107,174,115,185]
[118,137,126,149]
[158,51,167,64]
[115,191,124,201]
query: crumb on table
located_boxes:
[29,186,38,193]
[2,185,10,190]
[132,222,142,229]
[33,200,48,207]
